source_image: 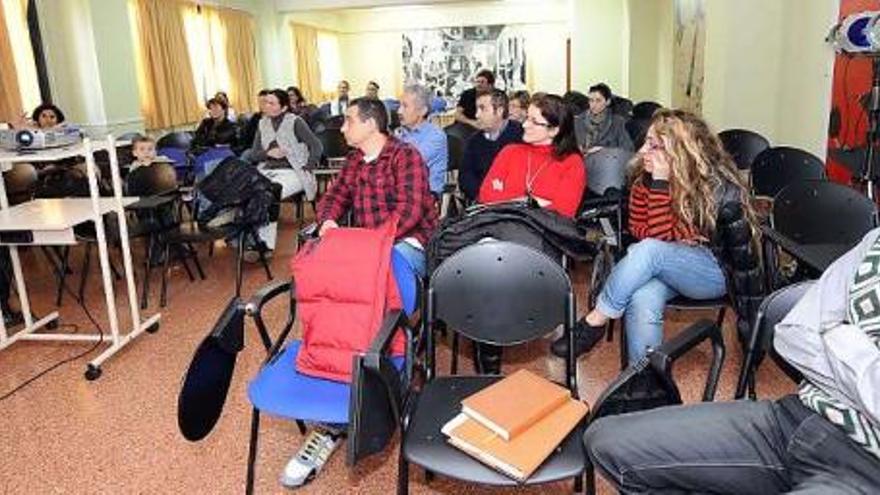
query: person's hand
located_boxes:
[267,147,286,159]
[318,220,339,237]
[10,113,28,130]
[649,149,671,180]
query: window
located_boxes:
[316,31,342,95]
[1,0,40,117]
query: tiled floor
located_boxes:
[0,208,795,494]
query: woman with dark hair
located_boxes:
[246,88,322,259]
[31,103,66,128]
[477,93,586,218]
[191,97,237,149]
[286,86,309,116]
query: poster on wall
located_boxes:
[672,0,706,113]
[402,25,527,103]
[826,0,879,186]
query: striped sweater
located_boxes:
[628,176,699,241]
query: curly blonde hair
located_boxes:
[630,109,759,247]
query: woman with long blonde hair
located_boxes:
[552,109,763,363]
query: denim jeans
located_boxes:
[585,396,880,494]
[595,238,726,364]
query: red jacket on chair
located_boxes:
[291,218,405,383]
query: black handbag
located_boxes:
[177,297,246,441]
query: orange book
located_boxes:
[461,369,571,440]
[442,398,588,482]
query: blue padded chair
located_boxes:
[244,247,420,494]
[193,146,235,181]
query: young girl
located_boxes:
[552,109,763,363]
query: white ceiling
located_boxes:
[274,0,497,12]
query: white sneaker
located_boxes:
[279,429,342,488]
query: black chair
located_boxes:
[156,131,194,150]
[625,118,651,151]
[3,162,38,206]
[609,96,633,119]
[584,318,726,494]
[316,128,349,165]
[398,241,586,493]
[735,281,811,400]
[443,121,478,143]
[125,163,182,309]
[631,101,662,121]
[764,180,877,288]
[750,146,826,199]
[718,129,770,171]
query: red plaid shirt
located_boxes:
[316,137,438,246]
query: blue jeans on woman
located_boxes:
[595,238,727,365]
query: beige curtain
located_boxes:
[0,3,23,123]
[217,8,260,113]
[291,23,324,104]
[131,0,201,129]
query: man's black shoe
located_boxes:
[550,319,605,358]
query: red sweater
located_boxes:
[628,176,699,241]
[477,143,586,218]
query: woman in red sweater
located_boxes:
[477,94,585,218]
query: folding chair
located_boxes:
[398,240,586,493]
[244,247,421,494]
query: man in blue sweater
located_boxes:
[459,89,524,202]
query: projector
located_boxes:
[0,127,82,151]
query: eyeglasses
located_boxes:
[643,137,665,152]
[525,117,551,128]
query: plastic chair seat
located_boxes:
[402,375,585,486]
[248,340,404,424]
[667,296,727,310]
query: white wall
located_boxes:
[285,0,571,99]
[571,0,628,94]
[702,0,836,157]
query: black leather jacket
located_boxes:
[709,180,765,340]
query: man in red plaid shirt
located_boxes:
[316,98,438,276]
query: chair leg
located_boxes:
[397,450,409,495]
[295,420,307,435]
[179,247,196,282]
[78,244,93,302]
[450,332,459,375]
[574,471,584,493]
[187,243,206,280]
[617,320,628,371]
[424,469,434,483]
[585,462,596,495]
[245,408,260,495]
[160,243,171,308]
[140,238,153,310]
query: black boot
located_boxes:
[473,343,503,374]
[550,319,605,358]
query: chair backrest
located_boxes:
[317,128,348,161]
[444,121,478,143]
[718,128,770,171]
[3,162,38,206]
[754,281,812,364]
[609,96,633,118]
[193,147,235,178]
[632,101,662,120]
[156,131,193,150]
[446,133,464,173]
[118,131,142,142]
[625,118,651,150]
[585,147,633,196]
[125,162,179,196]
[772,180,878,245]
[429,240,573,345]
[751,146,826,199]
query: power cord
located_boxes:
[0,271,105,403]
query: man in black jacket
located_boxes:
[459,89,523,202]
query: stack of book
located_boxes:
[441,369,589,482]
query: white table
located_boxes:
[0,138,160,380]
